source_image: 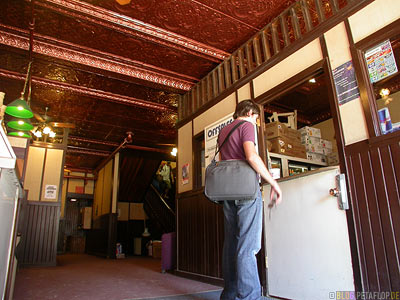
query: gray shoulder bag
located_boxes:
[204,121,259,203]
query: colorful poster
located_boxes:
[182,163,189,185]
[332,61,360,105]
[365,39,398,83]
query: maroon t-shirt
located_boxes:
[217,119,255,161]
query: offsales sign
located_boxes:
[204,114,234,168]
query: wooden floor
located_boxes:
[13,254,222,300]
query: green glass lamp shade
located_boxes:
[7,129,31,138]
[7,117,34,131]
[5,97,34,118]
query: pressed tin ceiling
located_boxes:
[0,0,298,169]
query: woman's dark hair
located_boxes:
[233,99,261,119]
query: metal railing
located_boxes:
[143,184,175,234]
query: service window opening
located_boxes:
[263,71,339,179]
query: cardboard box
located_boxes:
[152,240,162,259]
[301,135,321,145]
[320,139,332,149]
[323,147,332,155]
[265,122,302,143]
[304,143,325,155]
[269,137,307,159]
[286,128,302,143]
[327,152,339,166]
[264,122,288,139]
[298,126,322,138]
[306,152,327,164]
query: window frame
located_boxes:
[350,18,400,138]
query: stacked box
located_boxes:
[306,152,327,164]
[304,143,325,155]
[264,122,289,139]
[269,136,307,159]
[301,135,320,145]
[299,126,326,164]
[320,139,333,155]
[265,122,306,159]
[327,152,339,166]
[265,122,302,142]
[298,126,322,138]
[286,127,302,143]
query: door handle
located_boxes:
[330,174,349,210]
[329,188,340,197]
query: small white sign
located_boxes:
[204,114,234,168]
[45,185,57,199]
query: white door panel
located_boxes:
[264,167,354,300]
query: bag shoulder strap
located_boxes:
[213,120,246,159]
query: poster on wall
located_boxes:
[182,163,189,185]
[365,39,398,84]
[332,60,360,105]
[204,113,234,168]
[44,185,57,199]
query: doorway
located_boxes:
[57,194,93,254]
[259,64,355,299]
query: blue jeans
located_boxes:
[220,190,263,300]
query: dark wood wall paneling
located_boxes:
[345,133,400,291]
[17,202,60,267]
[177,190,224,282]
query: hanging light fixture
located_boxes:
[5,62,34,119]
[6,117,34,131]
[7,128,31,138]
[5,97,34,119]
[31,107,56,140]
[6,3,36,137]
[32,124,56,140]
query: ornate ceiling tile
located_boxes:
[94,0,260,52]
[0,25,195,90]
[36,0,229,61]
[194,0,297,29]
[0,0,309,169]
[0,67,177,112]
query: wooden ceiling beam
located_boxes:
[0,25,194,91]
[35,0,229,62]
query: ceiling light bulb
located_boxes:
[171,147,177,156]
[43,126,51,134]
[34,130,42,138]
[18,131,24,136]
[17,105,24,111]
[379,88,390,98]
[49,131,56,138]
[18,120,24,125]
[309,78,316,83]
